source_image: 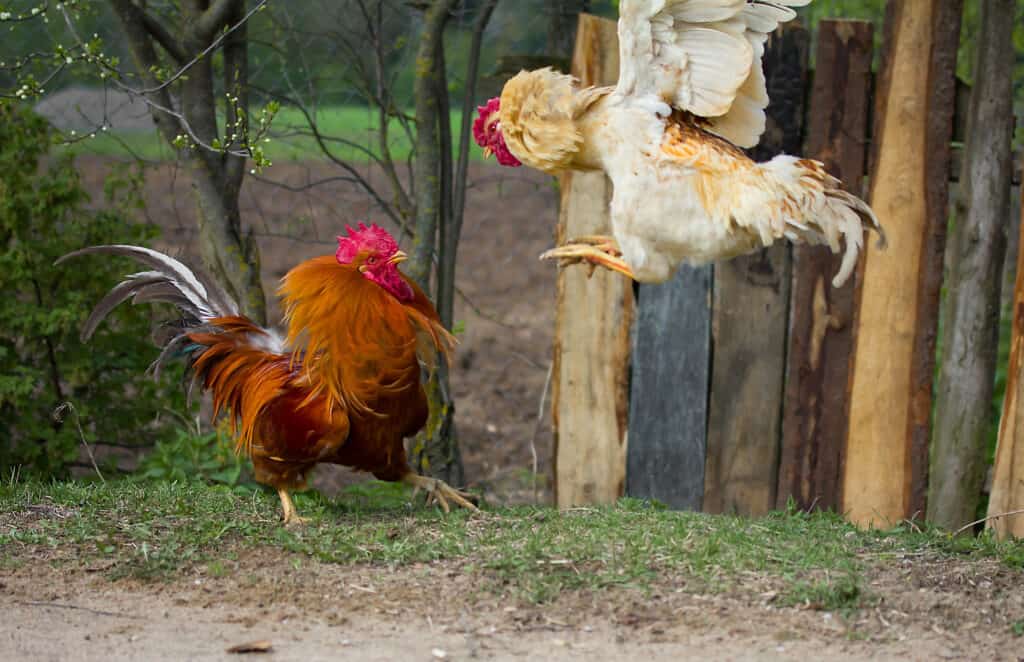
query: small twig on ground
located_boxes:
[15,601,140,619]
[53,402,104,484]
[953,509,1024,537]
[530,362,553,504]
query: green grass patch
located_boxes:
[2,480,1022,608]
[56,106,475,164]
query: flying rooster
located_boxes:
[473,0,883,287]
[58,224,476,524]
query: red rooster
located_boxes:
[59,224,475,524]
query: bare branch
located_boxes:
[197,0,241,40]
[253,87,408,234]
[139,6,188,63]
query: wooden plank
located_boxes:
[552,14,632,507]
[928,0,1015,531]
[627,266,711,510]
[777,19,873,513]
[702,24,807,516]
[843,0,962,527]
[988,171,1024,540]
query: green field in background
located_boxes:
[58,106,475,163]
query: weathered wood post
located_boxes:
[777,19,873,513]
[988,176,1024,539]
[842,0,963,527]
[552,14,632,507]
[929,0,1016,531]
[703,23,809,516]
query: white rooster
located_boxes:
[472,0,884,287]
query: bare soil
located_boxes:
[4,546,1023,661]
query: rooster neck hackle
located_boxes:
[497,67,610,174]
[279,256,455,418]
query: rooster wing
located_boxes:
[615,0,810,147]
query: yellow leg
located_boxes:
[539,238,636,280]
[277,488,310,526]
[564,234,619,250]
[401,473,479,513]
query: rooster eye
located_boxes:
[367,256,377,265]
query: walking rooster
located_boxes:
[59,224,476,524]
[474,0,884,287]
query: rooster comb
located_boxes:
[336,222,399,264]
[472,97,501,147]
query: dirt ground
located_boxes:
[76,156,560,503]
[4,545,1024,661]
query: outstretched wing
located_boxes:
[614,0,809,147]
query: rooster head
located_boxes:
[472,97,522,167]
[336,223,414,302]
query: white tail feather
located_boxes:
[734,156,884,287]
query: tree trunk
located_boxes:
[407,0,457,288]
[109,0,267,324]
[928,0,1015,531]
[406,0,463,486]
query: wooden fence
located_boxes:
[552,12,1018,529]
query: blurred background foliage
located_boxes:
[0,101,187,477]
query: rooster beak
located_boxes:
[482,146,493,160]
[388,250,408,265]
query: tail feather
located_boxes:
[756,157,885,287]
[61,244,298,457]
[56,244,239,335]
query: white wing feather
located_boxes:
[615,0,810,147]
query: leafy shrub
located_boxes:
[0,101,188,477]
[137,419,249,489]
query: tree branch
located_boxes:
[197,0,241,40]
[139,6,188,63]
[222,0,249,189]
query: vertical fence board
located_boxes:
[843,0,962,527]
[989,177,1024,539]
[702,24,807,516]
[627,267,711,509]
[552,14,632,507]
[929,0,1015,530]
[777,19,873,512]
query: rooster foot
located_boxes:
[565,235,622,255]
[278,488,311,527]
[540,239,635,280]
[403,473,479,514]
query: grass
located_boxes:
[3,480,1024,610]
[57,106,473,163]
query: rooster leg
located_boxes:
[401,473,479,514]
[539,242,635,280]
[277,488,310,526]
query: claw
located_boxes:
[540,240,635,280]
[402,473,479,513]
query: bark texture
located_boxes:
[928,0,1015,531]
[109,0,267,323]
